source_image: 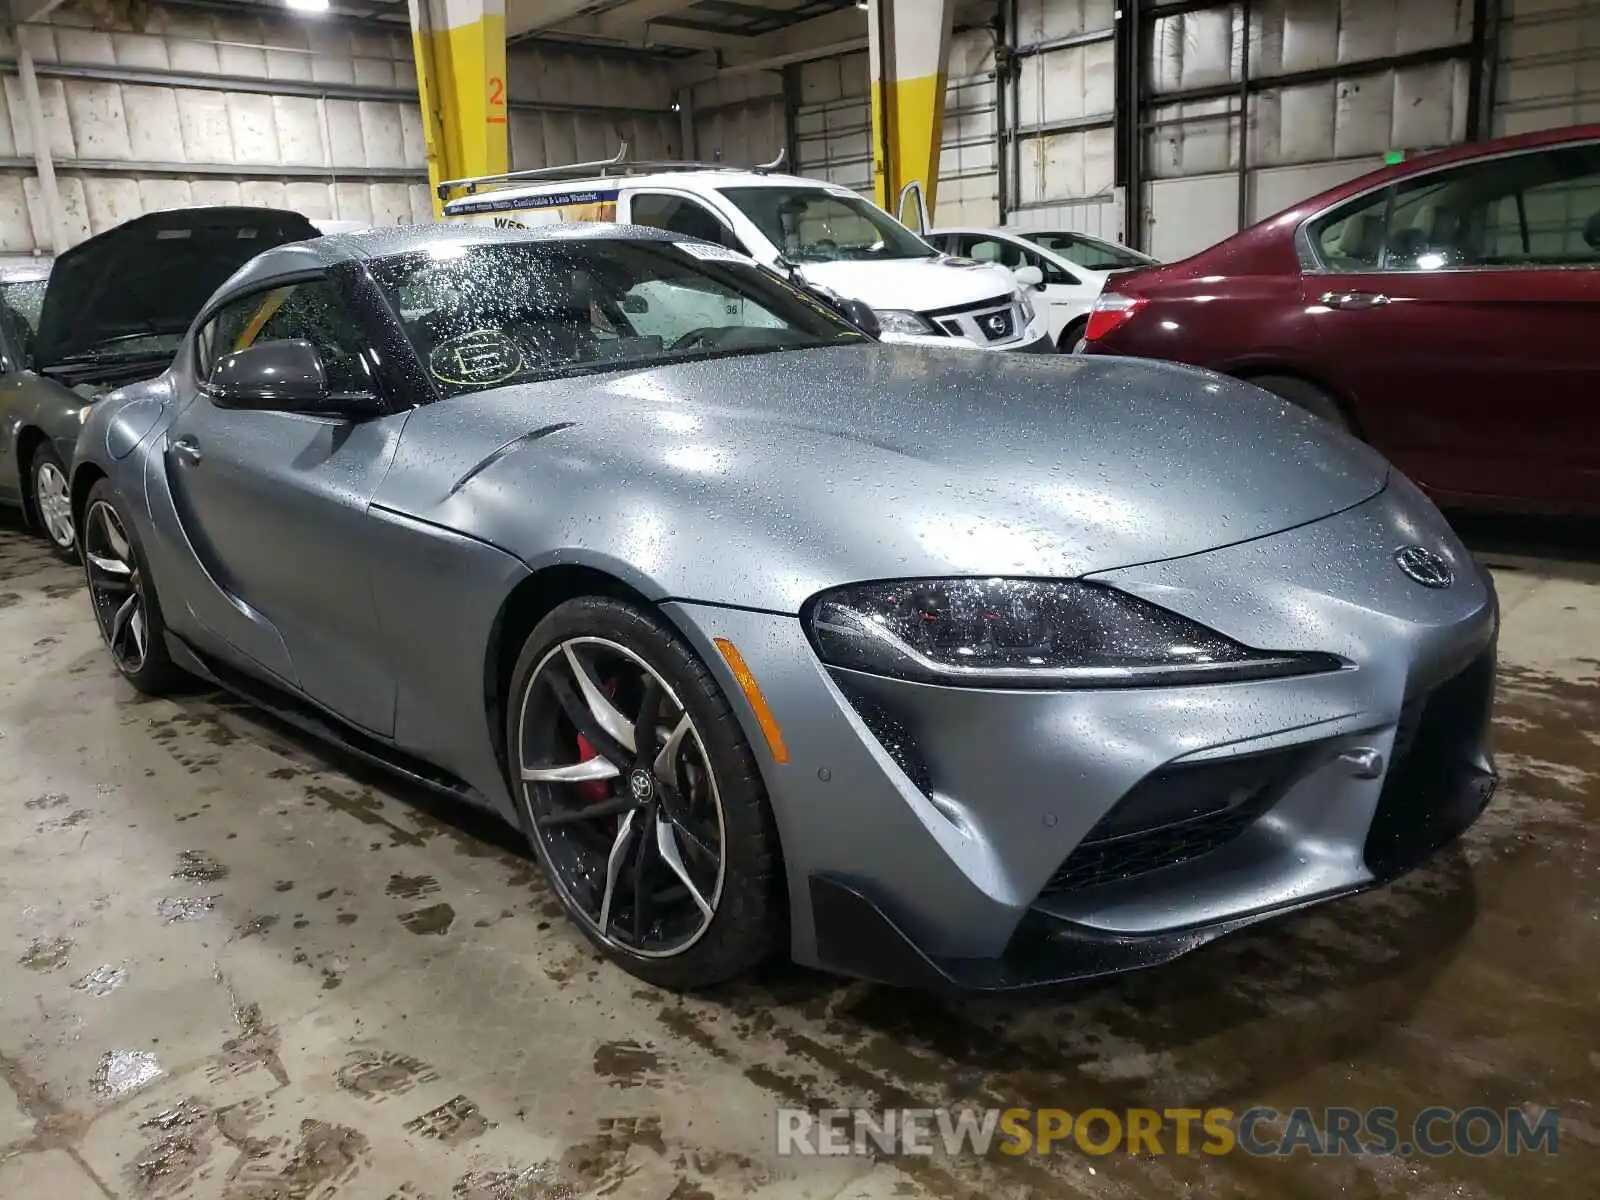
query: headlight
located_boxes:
[806,578,1341,688]
[873,308,938,336]
[1015,287,1035,324]
[78,405,93,424]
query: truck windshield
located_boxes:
[720,187,935,263]
[369,237,869,398]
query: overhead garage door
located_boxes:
[793,31,997,226]
[1495,0,1600,135]
[795,51,873,196]
[1007,0,1121,240]
[1143,0,1475,261]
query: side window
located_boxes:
[1024,247,1075,285]
[629,193,743,252]
[963,237,1023,269]
[198,280,373,394]
[1310,190,1390,273]
[1312,142,1600,273]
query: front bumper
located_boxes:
[665,478,1497,990]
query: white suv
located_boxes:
[440,154,1053,353]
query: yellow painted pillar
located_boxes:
[409,0,509,217]
[867,0,954,223]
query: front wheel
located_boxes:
[28,444,76,560]
[81,479,185,695]
[506,597,783,989]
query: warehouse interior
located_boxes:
[0,0,1593,258]
[1,0,1598,1197]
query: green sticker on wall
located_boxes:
[1384,151,1405,164]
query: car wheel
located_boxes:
[28,444,77,560]
[1057,317,1088,353]
[81,479,185,696]
[1245,374,1350,432]
[506,596,783,989]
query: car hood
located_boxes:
[394,345,1391,613]
[35,207,321,368]
[793,256,1017,312]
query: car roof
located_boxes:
[217,221,690,292]
[1354,122,1600,180]
[443,170,847,211]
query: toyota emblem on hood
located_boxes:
[1394,546,1453,588]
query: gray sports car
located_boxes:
[72,223,1498,991]
[0,207,317,556]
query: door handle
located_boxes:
[1319,290,1390,310]
[171,436,202,466]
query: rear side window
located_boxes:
[628,193,743,251]
[1311,142,1600,272]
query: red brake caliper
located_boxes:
[573,677,620,801]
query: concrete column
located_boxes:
[409,0,510,217]
[866,0,954,221]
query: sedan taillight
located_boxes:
[1084,293,1147,342]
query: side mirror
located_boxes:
[840,298,881,338]
[1012,264,1045,289]
[207,339,381,417]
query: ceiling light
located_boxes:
[287,0,330,12]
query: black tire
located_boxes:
[27,443,77,561]
[505,596,783,989]
[81,479,185,696]
[1057,316,1088,354]
[1244,374,1350,432]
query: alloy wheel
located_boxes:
[34,460,73,549]
[516,636,727,958]
[82,499,148,674]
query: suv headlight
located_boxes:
[873,309,939,336]
[806,578,1341,688]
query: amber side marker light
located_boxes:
[714,638,790,764]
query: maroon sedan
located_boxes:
[1079,124,1600,515]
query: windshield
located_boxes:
[720,186,935,263]
[1019,231,1156,270]
[370,238,869,398]
[0,279,44,366]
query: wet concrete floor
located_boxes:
[1,514,1596,1198]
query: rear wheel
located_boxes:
[505,596,783,989]
[28,444,76,560]
[1057,316,1088,353]
[1244,374,1350,432]
[82,479,184,695]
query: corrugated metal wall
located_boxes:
[507,45,679,169]
[0,6,428,254]
[691,71,786,168]
[0,4,680,258]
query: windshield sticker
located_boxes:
[428,329,525,387]
[674,241,755,264]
